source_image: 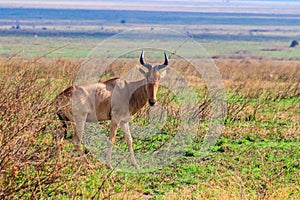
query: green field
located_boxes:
[1,35,300,60]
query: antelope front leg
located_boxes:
[120,122,138,168]
[105,121,118,169]
[73,114,89,164]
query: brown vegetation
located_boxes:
[0,56,299,198]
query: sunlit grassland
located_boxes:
[0,49,299,199]
[1,7,300,197]
[1,28,300,59]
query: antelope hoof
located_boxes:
[105,162,113,170]
[82,156,90,165]
[131,161,139,169]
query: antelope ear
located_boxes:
[160,69,167,78]
[139,68,147,76]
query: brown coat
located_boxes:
[55,51,168,169]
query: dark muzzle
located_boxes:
[148,99,156,106]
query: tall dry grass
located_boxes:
[217,58,300,98]
[0,57,145,199]
[0,56,299,198]
[0,57,81,198]
[217,58,299,139]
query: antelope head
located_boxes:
[139,51,168,106]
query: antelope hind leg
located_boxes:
[105,121,118,169]
[56,119,68,166]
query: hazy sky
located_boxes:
[0,0,300,13]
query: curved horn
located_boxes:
[156,52,169,71]
[139,51,152,70]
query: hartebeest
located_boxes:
[55,51,168,169]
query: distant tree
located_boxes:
[120,19,126,24]
[11,25,21,30]
[290,40,299,48]
[16,20,21,30]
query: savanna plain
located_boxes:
[0,8,300,200]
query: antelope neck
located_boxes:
[128,78,150,115]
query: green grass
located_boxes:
[50,135,299,199]
[203,40,300,59]
[1,35,300,59]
